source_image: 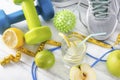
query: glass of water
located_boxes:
[61,33,86,67]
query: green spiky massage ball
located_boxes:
[53,9,76,33]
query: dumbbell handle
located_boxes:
[22,0,41,30]
[8,6,40,24]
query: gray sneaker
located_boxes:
[87,0,119,40]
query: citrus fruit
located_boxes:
[35,50,55,69]
[2,28,24,49]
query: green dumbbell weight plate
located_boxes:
[25,26,52,44]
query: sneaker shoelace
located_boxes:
[90,0,111,19]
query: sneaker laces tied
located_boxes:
[90,0,111,19]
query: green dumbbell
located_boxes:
[13,0,52,44]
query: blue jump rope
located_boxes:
[31,46,115,80]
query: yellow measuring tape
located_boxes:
[0,47,36,66]
[114,34,120,46]
[0,51,21,66]
[36,40,61,53]
[17,39,62,57]
[17,47,35,57]
[46,40,61,46]
[36,41,46,53]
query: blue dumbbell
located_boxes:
[0,0,54,34]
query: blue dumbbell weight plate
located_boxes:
[37,0,54,21]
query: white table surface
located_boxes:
[0,0,120,80]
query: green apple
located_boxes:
[106,50,120,77]
[35,50,55,69]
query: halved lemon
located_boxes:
[2,28,24,49]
